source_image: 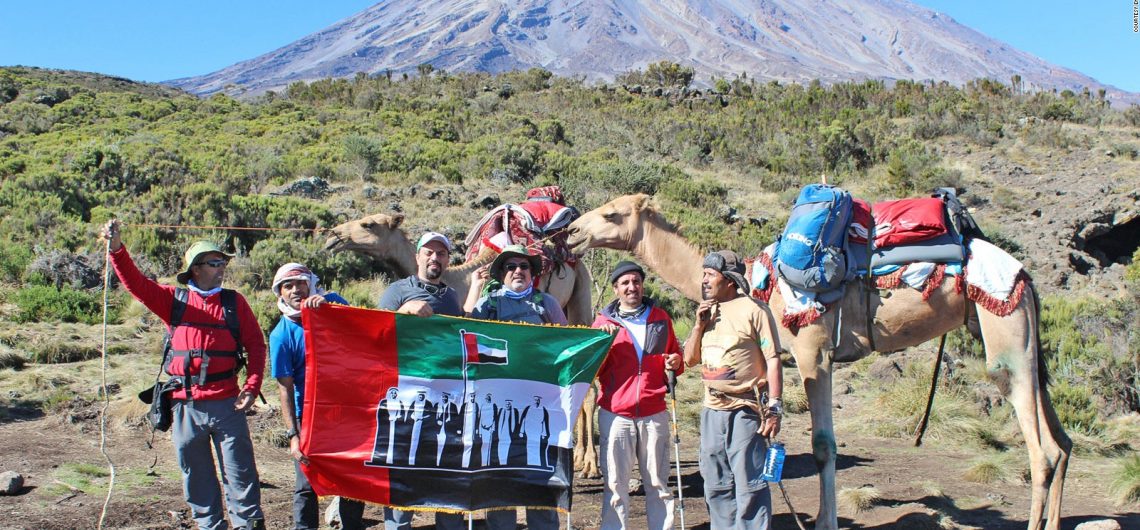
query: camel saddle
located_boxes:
[464,186,580,271]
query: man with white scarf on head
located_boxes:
[267,263,361,530]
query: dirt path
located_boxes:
[1,399,1135,530]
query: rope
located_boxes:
[97,239,117,529]
[913,333,948,447]
[776,480,809,530]
[125,222,327,233]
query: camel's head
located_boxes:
[324,213,408,255]
[567,194,658,254]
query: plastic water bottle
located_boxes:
[760,442,786,483]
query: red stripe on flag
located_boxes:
[463,332,479,364]
[301,305,399,505]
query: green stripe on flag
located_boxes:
[395,314,612,386]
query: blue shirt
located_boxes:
[377,275,463,316]
[269,292,348,419]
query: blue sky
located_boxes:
[0,1,1136,91]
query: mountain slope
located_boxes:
[170,0,1133,104]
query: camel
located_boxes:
[566,194,1071,530]
[324,212,603,478]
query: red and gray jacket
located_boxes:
[592,299,684,419]
[110,246,266,401]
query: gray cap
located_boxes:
[703,250,749,295]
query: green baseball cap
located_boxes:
[176,241,234,285]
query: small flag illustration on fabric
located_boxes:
[461,329,509,365]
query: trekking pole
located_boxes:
[666,370,686,529]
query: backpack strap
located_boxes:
[487,296,498,321]
[166,288,245,391]
[170,288,192,393]
[170,287,189,328]
[219,289,244,369]
[534,292,550,324]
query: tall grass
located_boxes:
[1109,454,1140,506]
[962,452,1025,485]
[862,362,984,442]
[0,346,25,370]
[838,486,881,513]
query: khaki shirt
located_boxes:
[698,296,781,411]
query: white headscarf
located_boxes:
[272,263,324,321]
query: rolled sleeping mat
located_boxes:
[870,231,965,268]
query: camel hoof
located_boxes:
[577,461,601,479]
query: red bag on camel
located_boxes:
[872,197,948,248]
[848,198,873,245]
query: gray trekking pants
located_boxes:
[172,397,263,530]
[699,407,771,530]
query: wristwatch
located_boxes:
[767,398,783,417]
[286,428,299,439]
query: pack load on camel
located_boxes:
[465,186,581,282]
[761,185,1009,328]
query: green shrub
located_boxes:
[12,285,120,325]
[0,238,33,282]
[1110,143,1139,160]
[1020,121,1082,149]
[658,177,727,208]
[246,236,377,291]
[881,140,961,197]
[1049,380,1103,436]
[1109,454,1140,506]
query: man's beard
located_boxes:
[700,284,712,300]
[424,262,443,281]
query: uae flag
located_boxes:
[461,330,508,365]
[299,304,613,514]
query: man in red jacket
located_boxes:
[592,261,683,530]
[103,220,266,530]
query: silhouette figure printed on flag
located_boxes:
[435,393,461,467]
[367,387,405,465]
[407,391,433,466]
[497,399,521,466]
[477,393,498,466]
[460,391,481,468]
[520,396,551,467]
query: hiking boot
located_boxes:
[245,519,266,530]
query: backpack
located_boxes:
[774,184,854,292]
[138,288,244,432]
[932,187,986,242]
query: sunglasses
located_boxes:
[194,258,228,268]
[504,262,531,272]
